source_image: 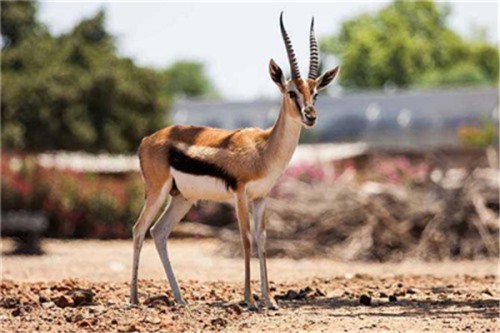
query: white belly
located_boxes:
[171,167,283,201]
[171,168,233,201]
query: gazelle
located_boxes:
[129,13,339,310]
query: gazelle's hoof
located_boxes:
[247,303,259,311]
[267,303,279,311]
[239,299,259,311]
[175,298,188,306]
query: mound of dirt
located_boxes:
[222,168,499,261]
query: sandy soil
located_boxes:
[1,239,499,332]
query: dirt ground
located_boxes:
[1,239,499,332]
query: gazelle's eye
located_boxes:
[288,91,297,99]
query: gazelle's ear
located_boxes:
[316,66,339,91]
[269,59,286,92]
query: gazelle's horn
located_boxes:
[280,12,301,79]
[308,17,319,79]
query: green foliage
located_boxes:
[458,119,498,149]
[417,62,489,87]
[1,1,42,47]
[1,3,215,153]
[160,61,214,98]
[321,0,499,89]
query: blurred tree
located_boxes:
[321,0,499,89]
[2,4,215,153]
[160,61,214,98]
[1,1,42,47]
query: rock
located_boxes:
[145,316,161,325]
[389,295,398,303]
[89,305,105,314]
[297,287,314,299]
[123,323,141,332]
[482,289,493,296]
[11,307,23,317]
[406,288,417,294]
[65,313,84,323]
[41,302,55,309]
[53,295,73,308]
[315,288,326,297]
[286,290,300,300]
[276,289,301,300]
[359,294,371,306]
[68,289,94,306]
[78,320,91,328]
[210,317,227,328]
[144,295,173,307]
[1,297,20,309]
[226,303,242,315]
[190,291,201,300]
[38,294,50,304]
[394,290,406,297]
[301,286,314,294]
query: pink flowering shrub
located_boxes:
[274,155,429,198]
[2,152,143,238]
[2,151,432,238]
[367,155,429,185]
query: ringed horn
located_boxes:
[279,12,301,79]
[308,17,319,79]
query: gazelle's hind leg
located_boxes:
[129,180,171,304]
[252,198,278,310]
[235,187,258,310]
[150,194,193,305]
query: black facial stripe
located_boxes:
[169,146,238,191]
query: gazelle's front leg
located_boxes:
[235,187,257,310]
[252,197,279,310]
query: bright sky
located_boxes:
[39,1,499,100]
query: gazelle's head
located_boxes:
[269,12,339,128]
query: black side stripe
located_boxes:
[168,146,238,191]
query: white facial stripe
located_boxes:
[287,80,317,128]
[312,89,318,103]
[288,83,304,112]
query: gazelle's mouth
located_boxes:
[302,117,317,128]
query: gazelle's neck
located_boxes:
[264,97,302,170]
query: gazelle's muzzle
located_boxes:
[302,106,317,127]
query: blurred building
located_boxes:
[33,87,498,174]
[171,87,499,149]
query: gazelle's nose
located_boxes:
[304,107,317,121]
